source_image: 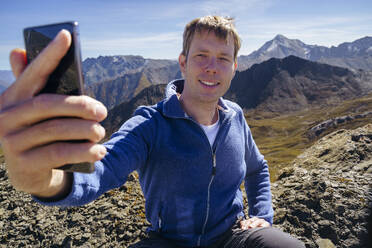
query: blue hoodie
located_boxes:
[35,79,274,247]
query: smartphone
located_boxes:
[23,22,95,173]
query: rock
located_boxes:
[0,167,150,247]
[316,238,336,248]
[308,111,372,138]
[272,124,372,247]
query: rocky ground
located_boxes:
[272,124,372,247]
[0,169,150,247]
[0,124,371,247]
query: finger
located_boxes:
[249,221,260,228]
[240,220,249,230]
[4,30,71,107]
[245,217,258,228]
[10,48,27,79]
[0,95,107,137]
[257,220,270,228]
[4,118,106,153]
[248,218,270,228]
[19,142,106,171]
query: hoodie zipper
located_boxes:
[158,215,162,230]
[197,152,216,246]
[182,117,218,247]
[175,113,229,247]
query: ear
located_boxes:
[232,61,238,77]
[178,54,187,75]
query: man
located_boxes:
[0,16,304,247]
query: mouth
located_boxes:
[199,80,220,87]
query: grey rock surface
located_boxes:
[272,124,372,247]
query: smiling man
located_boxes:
[178,26,237,126]
[0,16,304,247]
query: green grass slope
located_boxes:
[247,92,372,181]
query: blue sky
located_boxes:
[1,0,371,70]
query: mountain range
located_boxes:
[226,55,372,114]
[83,35,372,110]
[238,35,372,71]
[83,56,181,109]
[1,35,371,110]
[101,55,372,137]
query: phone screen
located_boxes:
[23,22,84,95]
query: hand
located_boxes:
[0,30,107,198]
[240,217,270,230]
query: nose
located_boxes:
[205,57,217,74]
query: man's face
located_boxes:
[179,30,237,105]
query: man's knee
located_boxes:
[246,227,305,248]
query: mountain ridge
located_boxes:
[1,35,371,109]
[238,35,372,71]
[82,55,180,86]
[101,56,372,139]
[83,55,181,109]
[226,55,372,115]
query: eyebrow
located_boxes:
[194,49,233,58]
[219,52,234,58]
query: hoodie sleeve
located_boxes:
[33,107,155,207]
[243,119,274,225]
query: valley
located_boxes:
[247,92,372,181]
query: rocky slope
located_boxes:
[0,165,150,247]
[101,83,166,137]
[1,123,370,247]
[272,124,372,247]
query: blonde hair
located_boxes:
[181,16,241,62]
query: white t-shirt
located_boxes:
[200,119,220,146]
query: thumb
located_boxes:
[10,48,27,79]
[1,30,71,110]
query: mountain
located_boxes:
[100,56,372,138]
[238,35,372,71]
[238,34,312,69]
[83,55,181,109]
[101,83,166,138]
[86,71,145,109]
[226,55,372,114]
[82,55,181,87]
[82,36,372,110]
[83,55,146,85]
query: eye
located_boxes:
[196,54,207,57]
[219,57,231,62]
